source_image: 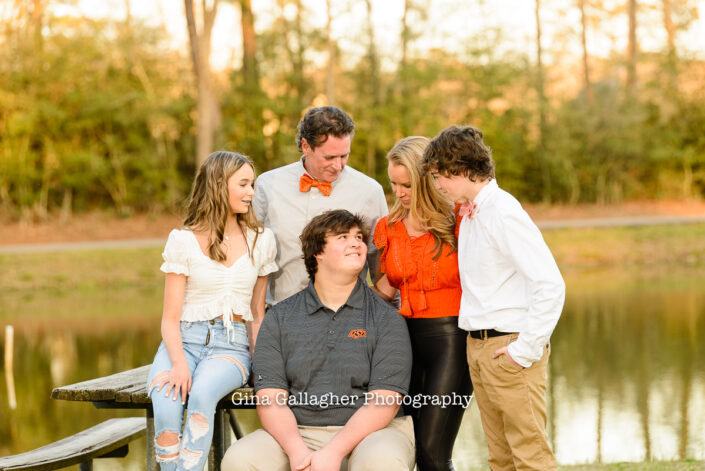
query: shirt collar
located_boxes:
[473,179,498,209]
[296,157,308,178]
[303,278,365,315]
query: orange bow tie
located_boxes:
[459,201,478,219]
[299,174,332,196]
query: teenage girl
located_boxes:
[146,151,277,470]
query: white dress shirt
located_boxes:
[253,158,388,304]
[457,179,565,367]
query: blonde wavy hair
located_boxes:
[387,136,457,259]
[183,151,261,263]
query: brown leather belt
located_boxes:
[210,314,246,324]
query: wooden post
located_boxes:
[146,408,157,471]
[228,410,245,439]
[4,325,17,410]
[211,409,224,470]
[223,411,232,450]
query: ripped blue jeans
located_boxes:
[146,319,250,471]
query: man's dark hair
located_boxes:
[300,210,369,282]
[422,125,495,181]
[296,106,355,152]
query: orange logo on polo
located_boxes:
[348,329,367,339]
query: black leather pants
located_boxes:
[405,316,473,471]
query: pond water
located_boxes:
[1,270,704,469]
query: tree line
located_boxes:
[1,0,703,221]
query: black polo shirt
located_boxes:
[253,278,412,426]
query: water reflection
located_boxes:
[1,272,704,469]
[0,285,163,460]
[547,273,705,465]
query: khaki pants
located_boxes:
[221,416,415,471]
[467,333,556,471]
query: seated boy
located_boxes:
[222,210,415,471]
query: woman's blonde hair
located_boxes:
[387,136,456,258]
[183,151,261,263]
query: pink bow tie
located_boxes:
[459,201,478,219]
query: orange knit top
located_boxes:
[373,216,461,318]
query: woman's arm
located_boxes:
[156,273,191,404]
[247,275,269,356]
[372,274,397,302]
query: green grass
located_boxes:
[1,222,704,293]
[461,460,705,470]
[0,246,163,291]
[543,223,705,273]
[559,461,705,470]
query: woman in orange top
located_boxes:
[373,136,472,471]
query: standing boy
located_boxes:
[423,125,565,471]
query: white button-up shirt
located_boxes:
[457,180,565,367]
[253,158,388,304]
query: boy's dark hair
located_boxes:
[300,210,369,282]
[422,125,495,181]
[296,106,355,152]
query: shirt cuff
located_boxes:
[253,382,288,393]
[366,384,408,396]
[507,340,539,368]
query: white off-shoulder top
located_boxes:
[160,226,278,338]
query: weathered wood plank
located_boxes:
[115,384,150,404]
[51,366,151,402]
[53,365,254,408]
[0,418,145,471]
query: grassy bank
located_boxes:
[2,222,704,292]
[543,222,705,272]
[560,462,705,470]
[0,247,163,291]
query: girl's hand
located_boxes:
[158,363,192,404]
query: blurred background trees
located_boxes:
[1,0,703,221]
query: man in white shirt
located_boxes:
[253,106,388,305]
[423,125,565,471]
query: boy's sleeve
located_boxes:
[368,306,412,394]
[253,307,289,392]
[491,210,565,367]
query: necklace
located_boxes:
[224,222,245,242]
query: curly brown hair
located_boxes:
[300,210,369,282]
[296,106,355,151]
[422,125,495,181]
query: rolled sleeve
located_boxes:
[365,186,389,282]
